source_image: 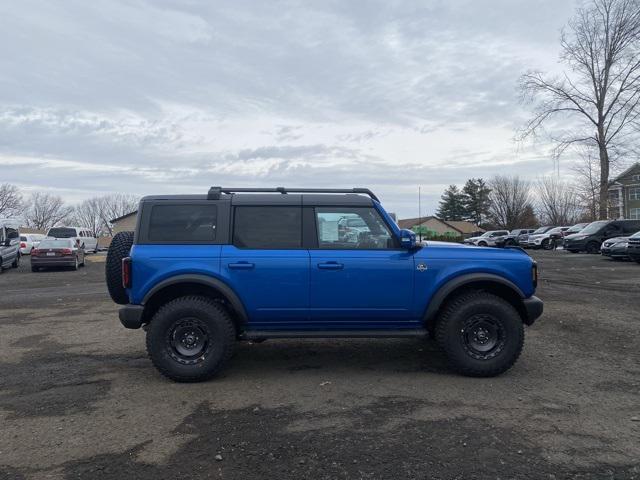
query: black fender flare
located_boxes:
[422,273,525,324]
[142,274,248,325]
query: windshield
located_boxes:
[38,239,74,249]
[578,221,609,235]
[548,227,564,234]
[347,218,367,227]
[47,227,76,238]
[630,230,640,239]
[532,226,552,234]
[567,224,586,233]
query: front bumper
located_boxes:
[119,304,144,329]
[522,296,543,325]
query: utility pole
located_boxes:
[418,186,422,242]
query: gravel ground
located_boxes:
[0,250,639,479]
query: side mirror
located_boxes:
[399,229,416,249]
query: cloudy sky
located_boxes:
[0,0,578,217]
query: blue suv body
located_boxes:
[107,187,542,382]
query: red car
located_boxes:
[31,238,86,272]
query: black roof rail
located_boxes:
[207,187,380,202]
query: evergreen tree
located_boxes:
[462,178,491,225]
[436,185,466,221]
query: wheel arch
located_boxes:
[423,273,527,327]
[141,274,248,330]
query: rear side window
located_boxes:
[148,204,217,242]
[233,206,302,249]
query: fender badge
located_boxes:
[417,263,428,272]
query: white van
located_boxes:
[46,226,98,253]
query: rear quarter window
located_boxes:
[147,204,218,243]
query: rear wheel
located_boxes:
[72,257,78,270]
[435,291,524,377]
[105,231,134,305]
[505,239,516,247]
[146,296,236,382]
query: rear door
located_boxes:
[308,206,415,329]
[221,203,309,329]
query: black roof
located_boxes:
[141,188,376,206]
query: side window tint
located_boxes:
[148,204,217,242]
[315,207,395,249]
[233,206,301,249]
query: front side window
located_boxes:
[316,207,395,249]
[148,204,217,242]
[629,187,640,201]
[233,206,301,249]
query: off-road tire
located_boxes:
[105,231,134,305]
[435,291,524,377]
[585,241,600,254]
[146,296,236,383]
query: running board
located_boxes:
[241,329,429,340]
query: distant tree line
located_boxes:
[0,183,138,236]
[436,175,592,230]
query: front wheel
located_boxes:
[435,291,524,377]
[585,242,600,254]
[12,254,20,268]
[477,241,487,247]
[146,296,236,382]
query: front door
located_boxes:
[308,207,415,329]
[221,205,309,329]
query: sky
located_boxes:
[0,0,579,218]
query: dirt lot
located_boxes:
[0,250,639,479]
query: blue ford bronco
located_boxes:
[106,187,542,382]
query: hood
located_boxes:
[564,232,587,240]
[603,236,629,245]
[421,240,468,248]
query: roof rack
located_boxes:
[207,187,380,202]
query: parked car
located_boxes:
[45,226,98,253]
[0,219,21,272]
[564,219,640,254]
[31,238,86,271]
[494,229,536,247]
[521,226,556,248]
[626,231,640,263]
[19,233,46,255]
[463,230,510,247]
[526,226,571,250]
[600,236,631,260]
[105,186,542,382]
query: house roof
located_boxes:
[610,162,640,183]
[110,211,137,223]
[396,216,435,229]
[443,220,485,234]
[396,216,483,234]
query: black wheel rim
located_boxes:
[166,318,211,365]
[460,314,506,360]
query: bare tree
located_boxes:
[97,194,139,236]
[571,148,602,221]
[520,0,640,219]
[23,192,73,231]
[72,198,106,237]
[535,176,582,225]
[0,183,24,218]
[488,176,535,229]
